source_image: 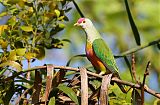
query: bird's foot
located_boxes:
[99,72,105,76]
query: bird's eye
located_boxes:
[83,20,86,23]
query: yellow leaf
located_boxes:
[59,23,65,28]
[8,50,17,61]
[28,7,34,13]
[0,25,8,35]
[0,40,8,49]
[54,9,60,17]
[0,61,22,72]
[20,25,33,32]
[16,48,26,56]
[25,52,36,60]
[34,46,45,60]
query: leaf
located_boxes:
[7,16,16,27]
[57,84,79,105]
[54,9,60,17]
[131,89,141,105]
[0,40,8,49]
[58,23,65,28]
[16,48,26,56]
[0,61,22,71]
[0,68,7,76]
[124,0,141,46]
[0,25,8,35]
[20,25,33,32]
[0,12,7,18]
[64,7,72,13]
[25,52,36,60]
[8,50,17,61]
[62,39,71,43]
[34,46,45,60]
[48,97,55,105]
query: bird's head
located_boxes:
[74,18,93,29]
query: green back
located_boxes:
[92,38,119,73]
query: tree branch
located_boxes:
[141,61,151,105]
[115,38,160,57]
[2,65,160,99]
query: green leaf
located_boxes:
[0,12,7,18]
[0,68,7,76]
[8,50,17,61]
[48,97,55,105]
[20,25,33,32]
[0,61,22,71]
[124,0,141,46]
[54,9,60,17]
[58,23,65,28]
[7,16,16,27]
[34,46,45,60]
[16,48,26,56]
[57,84,79,105]
[62,39,71,43]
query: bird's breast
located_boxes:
[86,41,106,71]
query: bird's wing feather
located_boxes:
[92,38,119,73]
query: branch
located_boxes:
[80,67,88,105]
[141,61,151,105]
[131,53,138,83]
[2,65,160,99]
[115,38,160,57]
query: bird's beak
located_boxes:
[74,22,79,26]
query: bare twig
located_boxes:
[100,74,112,105]
[141,61,151,105]
[80,67,88,105]
[131,53,138,83]
[2,65,160,99]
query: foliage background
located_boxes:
[0,0,159,104]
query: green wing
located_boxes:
[92,38,119,73]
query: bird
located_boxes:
[74,18,126,93]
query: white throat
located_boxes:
[84,24,101,43]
